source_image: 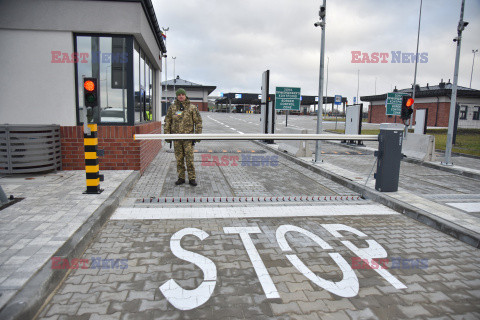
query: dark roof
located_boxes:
[92,0,166,53]
[215,93,347,105]
[361,82,480,102]
[162,77,216,95]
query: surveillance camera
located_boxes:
[314,22,321,27]
[319,6,326,18]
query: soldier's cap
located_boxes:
[176,88,187,96]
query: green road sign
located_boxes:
[386,92,409,116]
[275,87,301,110]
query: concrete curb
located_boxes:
[402,157,480,180]
[255,141,480,249]
[0,171,140,320]
[324,140,480,180]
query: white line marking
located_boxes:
[446,202,480,212]
[111,205,399,220]
[224,227,280,299]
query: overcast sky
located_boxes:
[154,0,480,103]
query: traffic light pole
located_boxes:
[82,78,103,194]
[444,0,467,166]
[409,0,423,131]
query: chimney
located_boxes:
[393,86,398,92]
[439,79,446,89]
[426,83,429,89]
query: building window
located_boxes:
[473,106,480,120]
[133,41,155,123]
[459,105,468,120]
[75,35,130,124]
[75,35,156,125]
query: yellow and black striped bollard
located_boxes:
[84,124,103,194]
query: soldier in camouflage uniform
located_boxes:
[164,88,203,186]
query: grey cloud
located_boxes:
[155,0,480,101]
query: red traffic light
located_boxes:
[84,80,95,92]
[406,98,414,107]
[83,78,98,108]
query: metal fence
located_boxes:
[0,125,62,174]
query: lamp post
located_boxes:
[106,65,110,108]
[162,27,169,109]
[326,56,329,114]
[444,0,468,166]
[314,0,326,163]
[471,49,478,88]
[356,69,360,105]
[101,65,110,108]
[172,56,176,94]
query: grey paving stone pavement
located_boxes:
[0,170,137,319]
[1,112,480,319]
[37,214,480,319]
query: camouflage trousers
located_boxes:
[173,140,196,180]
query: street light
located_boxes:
[162,27,169,111]
[470,49,478,88]
[444,0,468,166]
[172,56,176,94]
[314,0,326,163]
[105,65,110,108]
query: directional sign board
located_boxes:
[386,92,409,116]
[334,95,342,105]
[275,87,301,110]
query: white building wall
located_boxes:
[457,99,480,129]
[0,30,77,125]
[0,0,163,126]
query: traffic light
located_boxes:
[401,96,414,121]
[83,78,98,107]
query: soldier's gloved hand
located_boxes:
[196,140,201,143]
[165,139,172,144]
[192,141,196,146]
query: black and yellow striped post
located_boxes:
[84,123,103,194]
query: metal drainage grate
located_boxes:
[136,195,363,204]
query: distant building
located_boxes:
[361,80,480,128]
[161,76,216,114]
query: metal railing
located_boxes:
[134,133,378,141]
[0,125,62,174]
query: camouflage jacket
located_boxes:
[164,99,203,135]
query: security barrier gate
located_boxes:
[134,128,403,193]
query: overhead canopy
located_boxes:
[215,93,347,105]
